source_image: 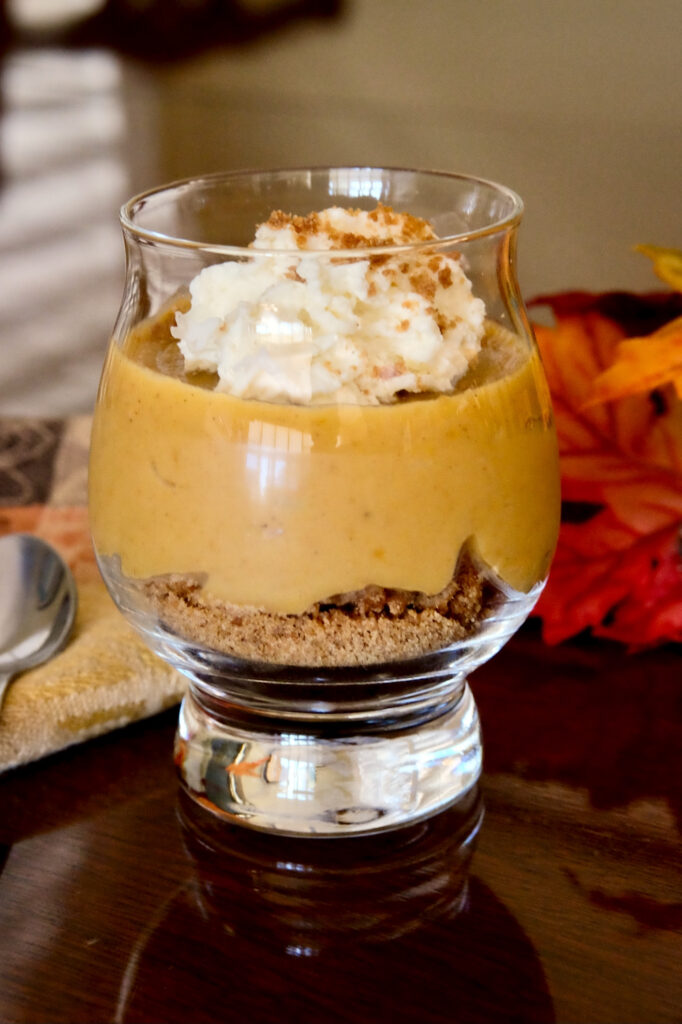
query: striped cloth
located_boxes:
[0,416,185,771]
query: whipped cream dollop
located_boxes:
[171,204,486,405]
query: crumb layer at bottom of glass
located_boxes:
[175,673,482,837]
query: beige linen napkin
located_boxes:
[0,415,185,771]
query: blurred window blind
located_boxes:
[0,49,128,414]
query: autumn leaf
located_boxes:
[530,267,682,649]
[584,316,682,405]
[583,247,682,405]
[635,244,682,291]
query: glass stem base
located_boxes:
[175,681,482,836]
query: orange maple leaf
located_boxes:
[584,316,682,406]
[584,246,682,406]
[635,244,682,291]
[530,264,682,648]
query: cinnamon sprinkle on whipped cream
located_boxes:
[171,204,485,405]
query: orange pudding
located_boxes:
[89,311,559,623]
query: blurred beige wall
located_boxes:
[125,0,682,298]
[1,0,680,413]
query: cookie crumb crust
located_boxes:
[143,556,491,668]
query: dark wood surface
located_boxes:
[0,624,680,1024]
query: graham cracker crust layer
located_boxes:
[143,556,491,668]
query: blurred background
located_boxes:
[1,0,680,414]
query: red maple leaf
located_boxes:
[530,283,682,648]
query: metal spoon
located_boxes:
[0,533,78,712]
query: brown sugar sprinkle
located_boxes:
[259,202,436,249]
[408,269,437,302]
[438,265,453,288]
[262,210,323,249]
[340,232,374,248]
[284,265,305,282]
[436,312,462,333]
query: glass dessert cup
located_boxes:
[89,167,560,835]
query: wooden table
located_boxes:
[0,624,679,1024]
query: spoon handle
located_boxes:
[0,672,15,713]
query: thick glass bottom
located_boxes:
[175,679,482,836]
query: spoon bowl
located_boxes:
[0,533,78,712]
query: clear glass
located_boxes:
[89,167,560,835]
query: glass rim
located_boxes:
[120,166,524,257]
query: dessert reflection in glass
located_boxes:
[89,168,560,835]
